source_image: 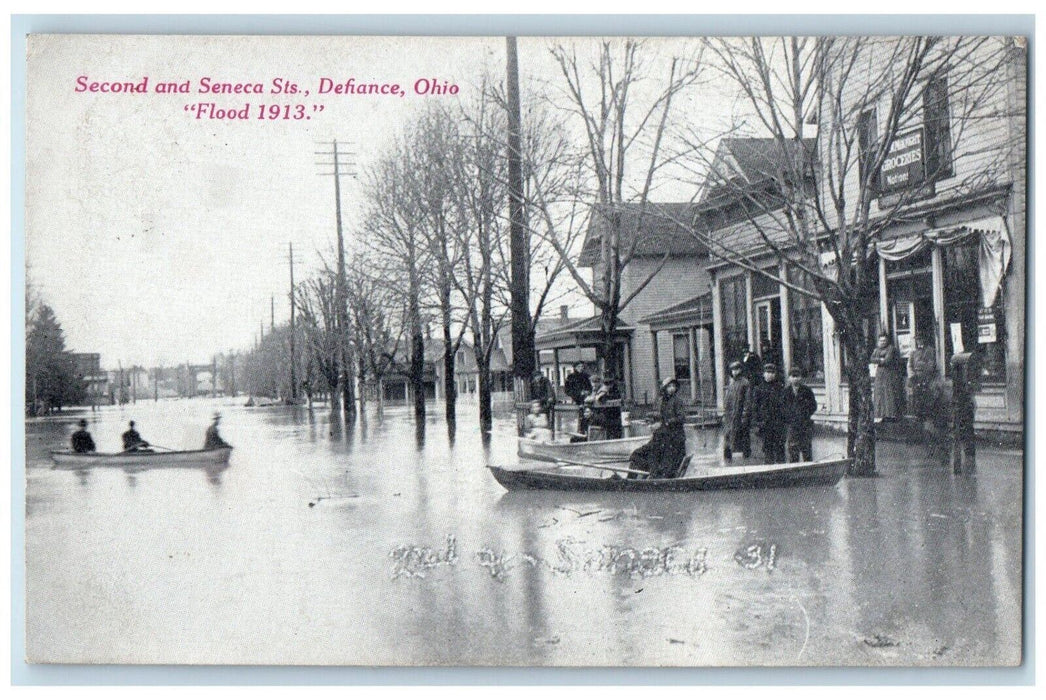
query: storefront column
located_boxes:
[878,256,889,327]
[650,330,661,393]
[931,246,946,376]
[779,260,792,373]
[745,270,755,349]
[711,274,726,411]
[553,348,562,388]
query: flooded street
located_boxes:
[24,399,1022,666]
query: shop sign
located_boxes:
[977,308,997,344]
[878,128,925,194]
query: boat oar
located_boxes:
[541,456,651,478]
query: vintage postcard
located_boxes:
[23,32,1026,666]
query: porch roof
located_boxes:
[639,292,714,331]
[534,315,634,351]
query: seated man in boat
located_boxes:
[203,413,233,450]
[121,420,150,452]
[71,419,96,453]
[628,377,688,479]
[523,400,553,442]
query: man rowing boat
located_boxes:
[121,421,150,451]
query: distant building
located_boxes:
[69,352,109,406]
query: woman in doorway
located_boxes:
[870,333,903,422]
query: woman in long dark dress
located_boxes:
[870,333,903,422]
[629,378,688,478]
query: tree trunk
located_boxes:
[443,321,456,427]
[843,332,877,476]
[410,330,426,421]
[477,353,492,434]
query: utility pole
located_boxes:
[316,139,357,420]
[288,242,297,401]
[271,296,275,332]
[506,37,535,397]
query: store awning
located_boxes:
[874,216,1011,307]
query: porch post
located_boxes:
[553,348,562,388]
[745,269,755,349]
[650,330,661,395]
[711,275,726,411]
[688,326,699,405]
[624,337,634,401]
[878,256,889,329]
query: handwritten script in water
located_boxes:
[73,75,462,122]
[388,535,780,580]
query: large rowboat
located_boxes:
[517,435,650,463]
[488,456,849,492]
[50,447,233,469]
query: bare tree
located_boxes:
[684,36,1019,475]
[295,271,342,410]
[529,39,705,379]
[346,253,407,416]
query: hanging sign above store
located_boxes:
[878,127,926,194]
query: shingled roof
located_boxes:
[577,202,708,268]
[699,137,817,207]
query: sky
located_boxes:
[25,35,733,368]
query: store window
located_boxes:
[886,246,934,358]
[923,74,954,181]
[787,267,825,383]
[942,239,1006,383]
[720,275,748,369]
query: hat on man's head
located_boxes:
[762,362,778,372]
[661,377,679,391]
[129,420,136,427]
[78,419,87,427]
[788,367,803,378]
[729,360,743,370]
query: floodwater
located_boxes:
[24,399,1022,666]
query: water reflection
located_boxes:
[24,400,1022,666]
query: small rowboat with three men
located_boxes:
[50,447,233,469]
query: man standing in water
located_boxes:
[752,363,787,464]
[783,367,818,462]
[70,419,96,453]
[723,361,752,461]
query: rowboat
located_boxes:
[488,456,849,492]
[518,435,650,463]
[50,447,233,469]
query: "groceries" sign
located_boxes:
[878,127,926,194]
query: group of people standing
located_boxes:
[722,344,818,466]
[523,364,623,442]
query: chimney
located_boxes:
[560,305,569,321]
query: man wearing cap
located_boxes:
[203,413,233,450]
[121,420,149,451]
[783,367,818,462]
[723,360,752,460]
[71,419,96,454]
[751,363,787,464]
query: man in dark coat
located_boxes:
[121,420,149,451]
[564,362,592,434]
[741,344,763,387]
[723,361,752,460]
[591,376,623,440]
[949,353,977,475]
[71,419,96,453]
[629,378,688,478]
[751,363,787,464]
[783,367,818,462]
[203,413,233,450]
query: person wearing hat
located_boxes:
[740,343,764,387]
[590,375,623,440]
[121,420,149,452]
[203,412,233,450]
[723,360,753,461]
[783,367,818,462]
[751,362,788,464]
[628,376,688,479]
[70,419,96,454]
[528,370,557,438]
